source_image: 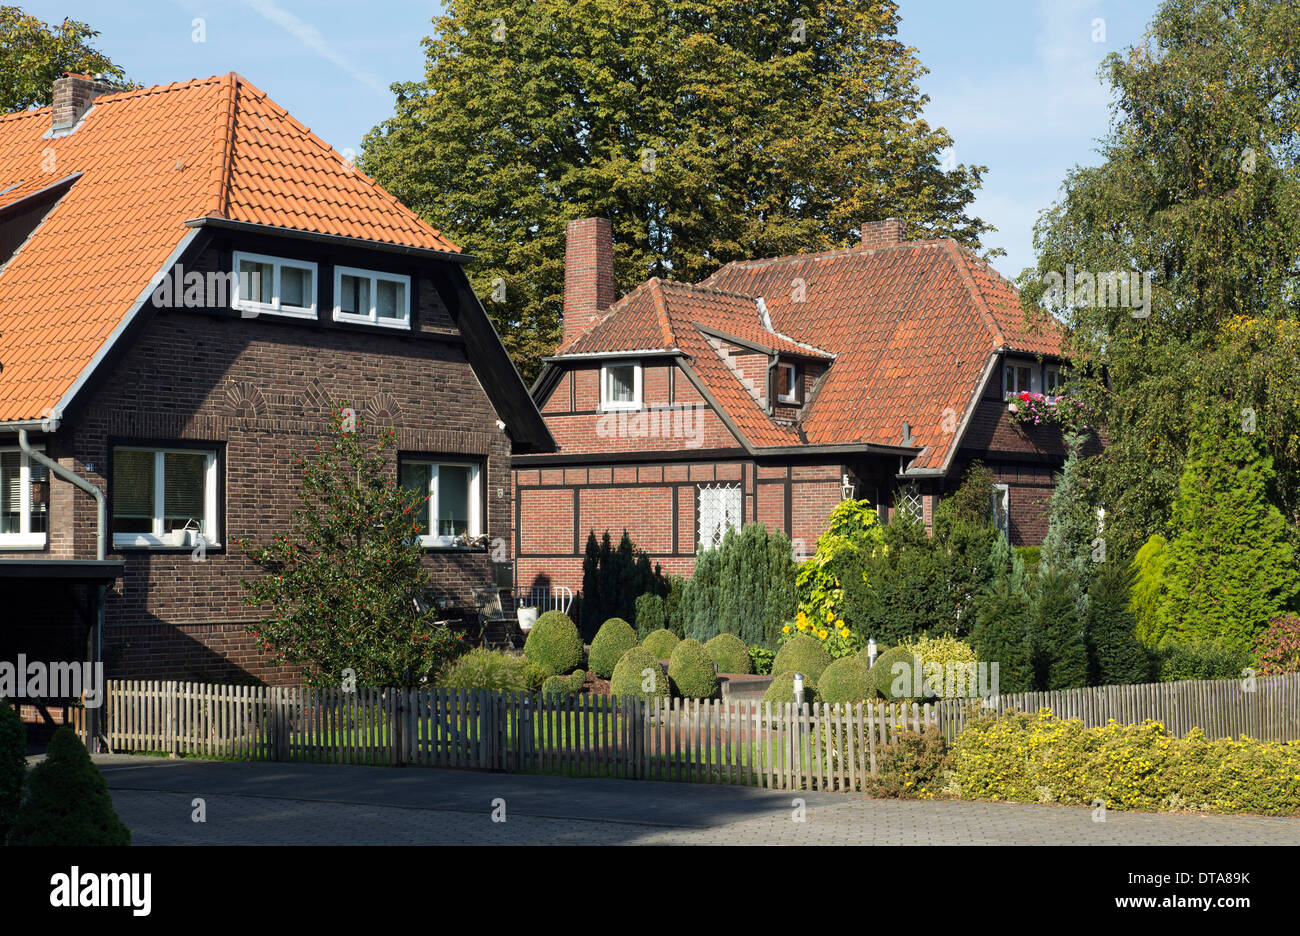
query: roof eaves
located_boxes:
[183,216,474,263]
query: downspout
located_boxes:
[19,428,107,752]
[766,354,777,416]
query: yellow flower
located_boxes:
[825,611,834,623]
[818,629,828,640]
[782,625,791,634]
[840,628,850,638]
[797,620,807,631]
[835,619,844,629]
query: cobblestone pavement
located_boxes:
[95,756,1300,846]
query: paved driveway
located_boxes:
[95,755,1300,846]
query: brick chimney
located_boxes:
[51,73,117,134]
[860,218,905,248]
[563,217,616,347]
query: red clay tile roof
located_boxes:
[554,236,1064,469]
[0,73,459,424]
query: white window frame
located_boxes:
[111,446,219,549]
[992,483,1010,538]
[696,483,742,553]
[776,361,799,404]
[1044,363,1062,398]
[599,360,642,411]
[0,446,49,549]
[231,251,318,319]
[1003,359,1036,397]
[403,459,483,548]
[332,265,412,329]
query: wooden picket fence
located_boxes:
[77,672,1300,791]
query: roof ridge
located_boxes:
[699,238,953,285]
[212,73,239,219]
[943,240,1005,348]
[647,278,676,348]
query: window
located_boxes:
[1044,364,1062,397]
[231,251,317,319]
[0,448,49,548]
[111,446,218,548]
[333,266,411,328]
[697,484,741,552]
[776,362,799,404]
[399,459,482,547]
[600,361,642,411]
[896,482,923,521]
[991,483,1010,538]
[1004,360,1034,396]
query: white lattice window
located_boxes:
[697,483,741,552]
[897,482,923,521]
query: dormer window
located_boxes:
[1003,359,1034,396]
[333,266,411,328]
[232,251,317,319]
[776,362,800,404]
[600,361,641,411]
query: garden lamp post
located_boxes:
[867,639,878,667]
[792,672,805,708]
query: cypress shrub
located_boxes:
[1031,567,1089,690]
[703,633,753,674]
[0,700,25,842]
[1040,430,1100,587]
[579,531,668,641]
[1086,562,1153,685]
[634,593,666,638]
[588,617,638,679]
[668,639,719,699]
[772,633,832,682]
[1154,640,1253,682]
[523,610,584,676]
[817,654,874,704]
[681,523,796,648]
[969,539,1035,694]
[610,647,669,700]
[663,574,686,638]
[642,628,680,661]
[8,727,129,846]
[1130,534,1170,647]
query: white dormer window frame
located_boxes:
[776,361,800,404]
[1003,358,1037,397]
[231,251,318,319]
[333,266,412,329]
[600,361,642,411]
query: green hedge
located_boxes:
[7,727,130,845]
[772,633,832,682]
[704,634,753,674]
[523,610,584,676]
[541,670,587,696]
[610,647,669,700]
[668,638,719,699]
[642,628,680,661]
[952,709,1300,816]
[588,617,638,679]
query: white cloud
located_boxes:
[239,0,389,94]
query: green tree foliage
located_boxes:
[795,498,884,624]
[359,0,994,380]
[578,531,667,641]
[1130,534,1171,647]
[0,7,128,112]
[1041,430,1100,584]
[1157,407,1300,651]
[239,410,461,688]
[7,727,129,846]
[663,574,686,638]
[633,592,666,638]
[0,700,24,842]
[1085,562,1153,685]
[681,523,796,647]
[969,537,1035,694]
[1018,0,1300,558]
[1030,567,1090,690]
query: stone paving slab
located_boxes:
[95,755,1300,846]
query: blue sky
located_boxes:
[26,0,1161,278]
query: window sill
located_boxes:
[333,312,411,330]
[599,402,642,412]
[113,535,221,550]
[0,535,49,549]
[233,302,318,320]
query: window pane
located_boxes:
[28,461,48,534]
[437,465,471,538]
[163,452,207,533]
[777,365,794,398]
[340,274,370,316]
[0,451,18,534]
[112,450,155,534]
[399,462,432,536]
[239,260,273,303]
[281,265,312,309]
[607,366,634,403]
[376,279,404,320]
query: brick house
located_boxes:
[513,217,1067,595]
[0,73,552,702]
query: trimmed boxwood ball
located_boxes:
[7,727,129,846]
[772,633,833,682]
[871,644,919,701]
[762,671,818,706]
[669,638,720,699]
[818,653,875,704]
[704,633,753,674]
[523,610,584,677]
[541,670,586,696]
[642,628,680,661]
[588,617,639,679]
[610,647,669,700]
